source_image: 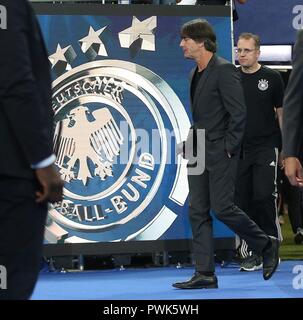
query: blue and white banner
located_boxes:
[35,5,235,244]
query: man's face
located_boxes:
[180,37,203,59]
[237,38,260,68]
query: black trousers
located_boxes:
[235,147,282,240]
[281,172,303,234]
[0,178,47,300]
[188,139,269,272]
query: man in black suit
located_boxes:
[282,29,303,244]
[0,0,63,299]
[283,29,303,188]
[173,19,279,289]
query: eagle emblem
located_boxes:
[54,105,123,185]
[258,79,269,91]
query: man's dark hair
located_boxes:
[238,33,261,50]
[180,19,217,53]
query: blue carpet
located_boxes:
[31,261,303,300]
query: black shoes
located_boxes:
[173,236,279,288]
[239,254,263,272]
[172,272,218,289]
[262,236,280,280]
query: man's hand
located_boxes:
[284,156,303,187]
[278,153,284,169]
[35,164,64,203]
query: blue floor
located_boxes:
[31,261,303,300]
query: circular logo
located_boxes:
[46,60,190,243]
[258,78,269,91]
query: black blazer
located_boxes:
[0,0,54,179]
[189,54,246,156]
[282,29,303,159]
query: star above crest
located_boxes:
[79,26,108,61]
[48,44,77,74]
[118,16,157,52]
